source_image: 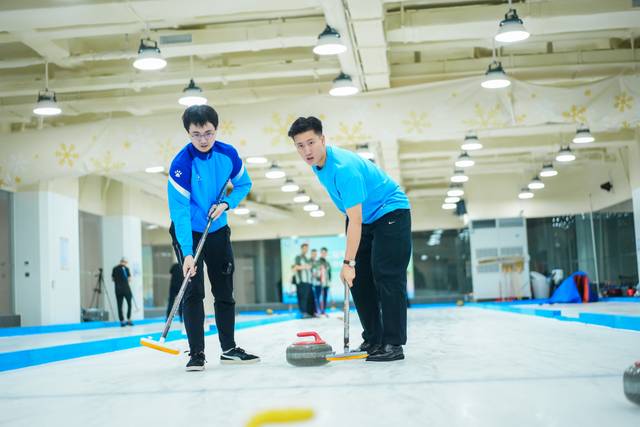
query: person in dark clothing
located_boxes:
[111,257,133,327]
[166,262,184,320]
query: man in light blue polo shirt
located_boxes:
[288,116,412,362]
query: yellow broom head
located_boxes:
[140,337,180,355]
[325,351,368,362]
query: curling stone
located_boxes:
[623,361,640,406]
[266,308,274,315]
[456,300,464,307]
[286,331,333,367]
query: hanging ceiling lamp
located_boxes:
[133,38,167,71]
[518,188,534,199]
[540,163,558,178]
[281,179,299,193]
[33,62,61,116]
[494,1,530,43]
[572,124,595,144]
[178,79,207,106]
[455,152,475,168]
[450,170,469,183]
[447,185,465,198]
[329,72,358,97]
[528,176,545,190]
[461,132,483,151]
[293,190,311,203]
[265,163,286,179]
[556,146,576,163]
[313,25,347,55]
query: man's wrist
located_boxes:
[343,259,356,268]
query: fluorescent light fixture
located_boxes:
[145,166,164,174]
[313,25,347,55]
[481,61,511,89]
[556,146,576,163]
[310,210,325,218]
[293,190,311,203]
[540,163,558,178]
[495,7,530,43]
[445,196,461,203]
[442,203,457,210]
[447,185,465,197]
[178,79,207,106]
[234,204,250,215]
[133,38,167,71]
[246,156,268,165]
[356,143,375,160]
[455,152,475,168]
[461,132,482,151]
[572,124,595,144]
[303,201,319,212]
[265,163,286,179]
[518,188,534,199]
[528,176,545,190]
[450,169,469,183]
[146,224,159,230]
[246,213,257,225]
[33,90,61,116]
[281,179,299,193]
[329,72,358,97]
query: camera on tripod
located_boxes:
[81,267,113,322]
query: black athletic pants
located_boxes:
[349,208,411,346]
[295,282,315,316]
[115,291,132,322]
[170,224,236,353]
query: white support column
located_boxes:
[101,216,143,321]
[100,181,144,321]
[12,179,80,326]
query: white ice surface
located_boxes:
[0,307,639,427]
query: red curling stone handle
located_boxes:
[293,331,326,345]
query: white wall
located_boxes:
[13,183,81,326]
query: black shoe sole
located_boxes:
[366,354,405,362]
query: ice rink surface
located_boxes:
[1,307,639,426]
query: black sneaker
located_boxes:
[186,351,206,371]
[366,344,404,362]
[126,320,133,326]
[120,321,126,327]
[356,342,382,355]
[220,347,260,364]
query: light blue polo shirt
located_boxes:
[312,145,410,224]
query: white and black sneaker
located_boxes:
[220,347,260,364]
[186,351,206,371]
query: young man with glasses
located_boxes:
[288,116,412,362]
[168,104,259,371]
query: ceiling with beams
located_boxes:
[1,0,639,229]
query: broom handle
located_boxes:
[343,280,350,353]
[161,179,229,340]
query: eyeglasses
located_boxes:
[190,131,215,141]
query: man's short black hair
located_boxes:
[320,247,328,252]
[288,116,323,138]
[311,248,317,252]
[301,243,309,249]
[182,105,219,132]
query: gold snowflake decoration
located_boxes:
[561,105,587,123]
[122,141,132,150]
[263,113,296,146]
[55,143,79,167]
[332,121,371,145]
[614,93,633,112]
[515,113,527,124]
[14,176,21,184]
[402,111,431,134]
[238,139,247,147]
[584,89,592,97]
[530,93,537,99]
[622,120,639,130]
[463,103,506,129]
[219,120,235,136]
[91,151,125,174]
[157,139,179,164]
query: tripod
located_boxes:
[89,268,115,321]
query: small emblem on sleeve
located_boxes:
[174,170,182,178]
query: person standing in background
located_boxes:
[292,243,314,317]
[111,257,133,327]
[318,247,332,316]
[309,248,322,316]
